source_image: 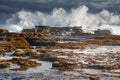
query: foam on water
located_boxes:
[0,5,120,35]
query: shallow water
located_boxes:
[0,45,120,80]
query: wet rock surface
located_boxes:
[0,62,11,69]
[0,50,5,56]
[0,45,120,80]
[10,58,41,71]
[0,28,120,79]
[0,58,41,71]
[13,49,39,58]
[52,60,78,71]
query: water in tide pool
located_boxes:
[0,46,120,80]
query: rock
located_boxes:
[24,49,39,58]
[25,37,56,46]
[86,39,120,45]
[13,49,39,58]
[0,41,15,52]
[0,50,5,56]
[94,29,111,36]
[104,64,120,70]
[39,53,57,62]
[9,58,41,71]
[0,37,31,52]
[87,64,120,70]
[0,62,12,69]
[11,66,29,71]
[10,37,31,49]
[89,76,99,80]
[52,59,78,71]
[13,49,25,56]
[0,29,9,34]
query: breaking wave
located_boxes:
[1,5,120,35]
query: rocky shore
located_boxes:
[0,27,120,80]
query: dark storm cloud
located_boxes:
[0,0,79,24]
[0,0,120,14]
[1,0,120,14]
[0,0,120,34]
[81,0,120,14]
[0,0,78,13]
[0,0,120,24]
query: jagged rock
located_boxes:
[89,76,99,80]
[13,49,25,56]
[0,37,31,52]
[10,37,31,49]
[86,39,120,45]
[9,58,41,71]
[25,37,56,46]
[0,41,15,52]
[0,28,9,33]
[94,29,111,36]
[0,50,5,56]
[13,49,39,58]
[39,53,57,62]
[0,62,12,69]
[52,59,78,71]
[104,64,120,70]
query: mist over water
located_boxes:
[1,5,120,35]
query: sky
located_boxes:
[0,0,120,20]
[0,0,120,34]
[1,0,120,13]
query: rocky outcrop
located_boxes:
[39,54,58,62]
[0,61,12,69]
[0,41,15,52]
[0,32,21,37]
[13,49,39,58]
[25,38,56,46]
[86,39,120,45]
[0,37,31,52]
[10,58,41,71]
[0,58,42,71]
[94,29,111,36]
[48,42,88,49]
[0,28,9,33]
[52,59,78,71]
[10,37,31,49]
[0,50,5,56]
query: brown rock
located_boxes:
[0,50,5,56]
[13,49,39,58]
[9,58,41,71]
[0,62,12,69]
[52,59,78,71]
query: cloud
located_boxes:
[0,0,120,34]
[1,0,120,14]
[9,0,55,3]
[88,0,120,8]
[1,5,120,35]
